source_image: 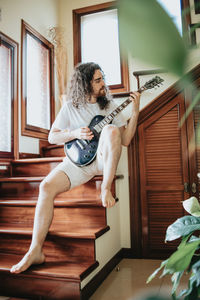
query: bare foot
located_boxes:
[10,247,45,274]
[101,188,116,208]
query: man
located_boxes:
[10,62,140,274]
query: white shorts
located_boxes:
[54,155,103,189]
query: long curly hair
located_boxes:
[67,62,112,109]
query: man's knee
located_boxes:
[40,180,51,194]
[39,179,58,197]
[102,125,121,142]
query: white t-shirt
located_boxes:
[52,100,127,131]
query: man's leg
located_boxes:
[10,169,71,274]
[97,125,122,208]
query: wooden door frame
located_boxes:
[128,64,200,257]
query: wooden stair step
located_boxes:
[0,197,103,207]
[0,175,121,199]
[12,157,64,177]
[0,253,98,299]
[0,253,99,280]
[0,176,44,182]
[0,203,107,228]
[0,197,119,207]
[0,225,110,239]
[12,157,64,163]
[42,144,65,157]
[0,175,121,181]
[0,234,96,263]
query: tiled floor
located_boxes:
[89,259,189,300]
[0,259,189,300]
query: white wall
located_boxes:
[0,0,59,153]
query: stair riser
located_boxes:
[0,234,95,262]
[0,273,80,300]
[43,147,65,157]
[12,161,60,177]
[0,179,104,199]
[0,206,106,227]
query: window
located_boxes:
[21,20,55,139]
[73,2,129,95]
[0,32,18,158]
[157,0,183,34]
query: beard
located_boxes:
[97,95,110,110]
[97,87,106,97]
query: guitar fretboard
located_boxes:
[93,76,163,133]
[94,89,143,133]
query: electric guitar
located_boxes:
[64,76,164,166]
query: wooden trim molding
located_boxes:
[181,0,192,44]
[128,63,200,257]
[128,134,142,257]
[0,32,19,159]
[81,249,123,299]
[73,1,130,95]
[81,247,137,299]
[21,20,55,140]
[189,23,200,45]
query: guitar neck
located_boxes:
[95,86,146,131]
[93,74,164,132]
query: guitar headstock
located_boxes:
[142,76,164,91]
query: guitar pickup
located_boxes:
[82,139,89,145]
[76,140,85,150]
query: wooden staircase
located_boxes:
[0,145,118,299]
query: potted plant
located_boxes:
[147,196,200,299]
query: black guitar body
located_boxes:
[64,76,164,167]
[64,115,105,166]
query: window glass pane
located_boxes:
[81,9,121,86]
[0,44,11,152]
[157,0,182,34]
[26,33,50,130]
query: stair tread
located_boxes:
[43,144,64,150]
[0,224,110,238]
[0,253,98,280]
[0,174,122,182]
[0,175,104,182]
[12,157,64,163]
[0,176,45,182]
[0,197,103,207]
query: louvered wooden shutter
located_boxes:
[138,93,189,258]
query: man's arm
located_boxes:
[120,91,140,147]
[48,126,94,144]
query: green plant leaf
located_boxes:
[117,0,188,77]
[178,271,200,299]
[146,259,168,283]
[171,271,184,295]
[183,197,200,217]
[178,234,192,249]
[165,216,200,242]
[165,240,200,272]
